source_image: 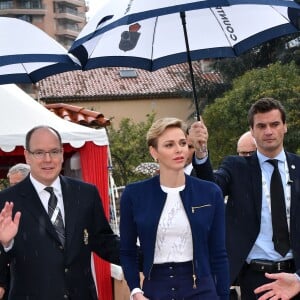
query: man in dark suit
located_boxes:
[0,125,120,300]
[190,98,300,299]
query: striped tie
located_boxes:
[45,187,65,246]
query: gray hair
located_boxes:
[7,163,30,178]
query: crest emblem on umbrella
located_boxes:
[119,23,141,51]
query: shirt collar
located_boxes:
[257,149,286,165]
[184,163,193,175]
[30,174,61,194]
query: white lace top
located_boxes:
[153,185,193,263]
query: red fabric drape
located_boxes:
[79,142,112,300]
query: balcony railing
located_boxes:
[53,0,85,7]
[56,24,80,38]
[57,7,85,18]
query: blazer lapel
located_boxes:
[286,153,297,192]
[249,154,263,221]
[60,176,78,250]
[286,153,299,220]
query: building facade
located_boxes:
[38,64,223,128]
[0,0,87,49]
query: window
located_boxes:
[119,69,137,78]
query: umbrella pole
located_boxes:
[180,11,200,121]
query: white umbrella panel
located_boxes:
[0,17,80,84]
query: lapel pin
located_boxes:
[83,229,89,245]
[291,164,296,169]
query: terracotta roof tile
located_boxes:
[38,62,223,102]
[45,103,111,128]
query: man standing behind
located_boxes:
[7,163,30,187]
[190,98,300,299]
[184,132,196,176]
[0,125,120,300]
[237,131,257,157]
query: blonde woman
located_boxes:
[120,118,229,300]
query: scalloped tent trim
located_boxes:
[0,84,108,152]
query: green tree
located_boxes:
[203,61,300,168]
[107,114,155,187]
[214,34,300,83]
[184,35,300,119]
[0,178,9,191]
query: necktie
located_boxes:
[267,159,290,256]
[45,187,65,246]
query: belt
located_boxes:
[249,259,295,273]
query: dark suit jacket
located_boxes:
[193,152,300,284]
[0,175,120,300]
[0,254,9,300]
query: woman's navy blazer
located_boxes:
[120,174,230,300]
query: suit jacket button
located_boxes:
[65,268,69,273]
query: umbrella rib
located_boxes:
[272,5,290,22]
[20,63,35,82]
[151,17,158,70]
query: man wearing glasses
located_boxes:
[237,131,257,157]
[0,125,120,300]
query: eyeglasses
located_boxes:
[237,151,256,157]
[28,149,62,159]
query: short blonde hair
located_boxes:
[146,118,187,148]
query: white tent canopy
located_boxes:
[0,84,108,152]
[0,85,113,296]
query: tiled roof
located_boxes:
[45,103,111,128]
[38,62,223,102]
